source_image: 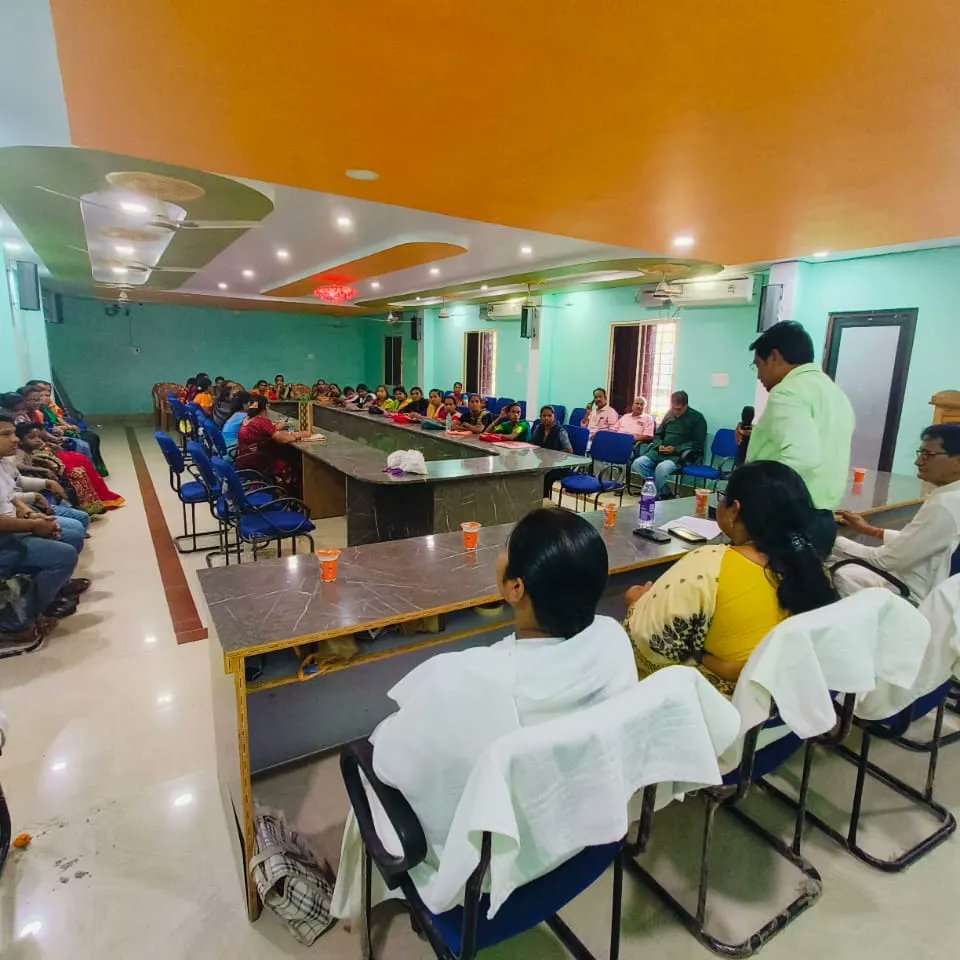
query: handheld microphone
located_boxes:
[741,405,755,428]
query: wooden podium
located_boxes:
[930,390,960,425]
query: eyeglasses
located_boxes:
[915,449,951,462]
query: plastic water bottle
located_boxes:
[445,413,453,432]
[638,479,657,529]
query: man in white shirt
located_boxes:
[616,396,656,442]
[580,387,619,439]
[834,424,960,603]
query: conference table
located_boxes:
[197,471,924,919]
[271,401,589,546]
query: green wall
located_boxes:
[424,305,531,399]
[360,319,419,389]
[793,247,960,475]
[46,295,377,415]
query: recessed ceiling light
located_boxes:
[276,248,290,260]
[345,168,379,181]
[111,265,128,275]
[217,282,228,290]
[812,250,830,258]
[242,269,255,278]
[173,792,194,807]
[18,919,43,939]
[3,240,22,252]
[156,693,173,705]
[336,214,353,229]
[415,296,421,301]
[114,244,135,257]
[429,267,440,276]
[673,235,695,248]
[520,245,533,256]
[370,281,380,290]
[51,760,67,772]
[119,200,148,214]
[480,284,488,291]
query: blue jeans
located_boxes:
[52,503,91,531]
[64,437,93,460]
[53,515,86,553]
[632,455,679,494]
[0,534,78,615]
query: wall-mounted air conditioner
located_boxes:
[481,300,525,321]
[637,276,755,308]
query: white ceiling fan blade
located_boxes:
[35,185,115,213]
[170,219,263,230]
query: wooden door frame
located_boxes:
[823,308,917,473]
[605,317,678,401]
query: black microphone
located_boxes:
[740,405,755,428]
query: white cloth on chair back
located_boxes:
[732,589,930,739]
[416,665,740,918]
[855,574,960,720]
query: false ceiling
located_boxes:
[43,0,960,265]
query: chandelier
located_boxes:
[313,283,357,304]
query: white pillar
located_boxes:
[525,302,542,414]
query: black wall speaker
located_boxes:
[15,261,41,311]
[410,313,423,341]
[520,305,537,339]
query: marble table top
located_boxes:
[199,471,925,658]
[291,404,589,485]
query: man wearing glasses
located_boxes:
[834,424,960,603]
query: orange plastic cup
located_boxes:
[694,488,710,518]
[461,521,481,550]
[316,548,341,582]
[853,467,866,484]
[603,502,618,527]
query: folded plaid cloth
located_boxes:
[250,808,334,945]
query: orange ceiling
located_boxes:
[49,1,960,265]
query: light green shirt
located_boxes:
[746,363,855,510]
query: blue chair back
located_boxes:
[483,395,498,414]
[457,406,470,418]
[186,441,218,493]
[569,407,587,428]
[496,397,515,415]
[515,401,527,419]
[201,418,229,458]
[211,457,251,511]
[546,404,567,424]
[565,424,590,456]
[155,431,186,475]
[590,430,635,466]
[951,546,960,577]
[711,428,739,461]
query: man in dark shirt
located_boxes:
[458,394,494,434]
[630,390,707,496]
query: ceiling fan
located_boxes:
[66,245,202,275]
[36,186,262,231]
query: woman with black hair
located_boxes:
[626,460,838,689]
[330,508,637,920]
[236,394,311,485]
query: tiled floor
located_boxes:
[1,425,958,958]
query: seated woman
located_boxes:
[331,507,638,920]
[221,391,251,450]
[425,388,443,420]
[395,385,428,416]
[383,386,407,411]
[368,384,391,410]
[435,393,464,425]
[273,374,292,400]
[250,379,277,400]
[15,423,106,515]
[489,402,530,440]
[236,395,312,486]
[311,379,329,399]
[191,375,215,414]
[327,383,343,402]
[624,460,837,691]
[30,380,108,475]
[531,405,573,499]
[211,382,240,428]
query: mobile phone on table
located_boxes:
[633,527,671,543]
[670,526,708,544]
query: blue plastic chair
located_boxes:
[457,406,470,419]
[482,396,498,414]
[676,428,738,492]
[951,546,960,577]
[167,397,198,451]
[211,457,315,561]
[558,430,634,512]
[496,398,515,416]
[154,432,219,553]
[569,407,587,429]
[564,424,590,457]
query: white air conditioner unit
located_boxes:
[482,300,525,321]
[637,276,755,308]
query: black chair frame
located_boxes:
[216,493,315,566]
[759,693,957,872]
[625,701,844,958]
[341,738,654,960]
[0,741,9,877]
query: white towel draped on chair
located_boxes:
[732,589,931,740]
